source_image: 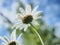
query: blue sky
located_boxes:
[0,0,60,40]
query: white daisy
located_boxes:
[0,30,23,45]
[12,5,42,31]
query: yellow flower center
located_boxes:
[8,41,16,45]
[22,15,33,24]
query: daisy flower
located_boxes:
[12,5,42,31]
[12,5,44,45]
[0,30,23,45]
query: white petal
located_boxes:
[33,11,42,20]
[19,27,24,30]
[19,8,25,15]
[11,30,16,41]
[16,14,22,20]
[0,36,7,43]
[34,11,42,16]
[12,22,20,29]
[15,23,23,30]
[34,16,42,20]
[32,20,39,26]
[4,36,9,42]
[17,13,23,18]
[19,24,26,30]
[25,5,31,14]
[17,33,23,41]
[15,26,20,30]
[35,11,42,16]
[24,25,28,31]
[32,6,39,14]
[17,41,24,45]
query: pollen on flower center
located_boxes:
[8,41,16,45]
[22,15,33,24]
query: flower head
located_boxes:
[0,30,23,45]
[12,5,42,31]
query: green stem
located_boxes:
[30,23,44,45]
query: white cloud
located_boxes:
[50,4,59,11]
[0,0,4,6]
[43,5,59,26]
